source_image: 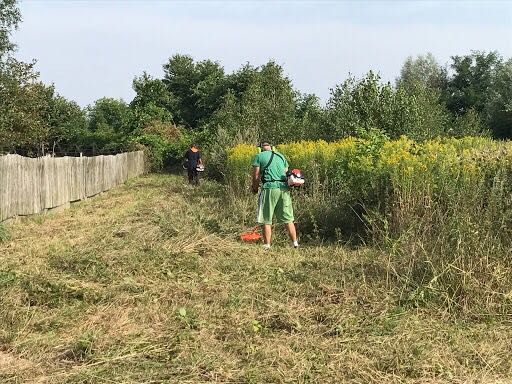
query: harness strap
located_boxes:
[261,151,286,184]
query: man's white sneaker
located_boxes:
[262,244,271,250]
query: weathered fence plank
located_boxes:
[0,151,144,222]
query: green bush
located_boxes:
[134,122,192,172]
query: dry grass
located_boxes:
[1,174,512,383]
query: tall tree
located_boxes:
[213,61,298,144]
[130,72,174,130]
[193,59,227,126]
[47,94,88,152]
[162,54,198,127]
[243,61,297,143]
[0,59,51,153]
[295,93,325,140]
[485,59,512,138]
[162,54,226,128]
[224,63,258,100]
[84,98,134,153]
[0,1,55,154]
[87,98,133,135]
[397,52,446,90]
[0,0,20,58]
[326,71,449,141]
[444,51,502,116]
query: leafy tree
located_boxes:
[485,59,512,138]
[326,71,388,138]
[193,59,228,125]
[395,84,450,141]
[201,62,300,179]
[397,52,446,90]
[162,54,226,128]
[0,1,87,155]
[224,63,258,100]
[85,98,134,153]
[206,61,297,144]
[131,72,174,130]
[295,93,326,140]
[444,51,502,116]
[47,94,88,153]
[0,0,20,58]
[162,54,197,126]
[206,89,242,139]
[0,59,51,153]
[448,108,487,138]
[0,0,51,153]
[257,61,298,142]
[134,121,191,171]
[87,98,133,135]
[326,71,449,141]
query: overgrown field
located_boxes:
[228,136,512,314]
[1,174,512,383]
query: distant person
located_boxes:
[183,144,202,185]
[251,141,299,249]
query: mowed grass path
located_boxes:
[1,174,511,383]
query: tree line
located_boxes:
[1,0,511,171]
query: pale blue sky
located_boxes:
[13,0,512,107]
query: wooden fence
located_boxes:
[0,151,144,222]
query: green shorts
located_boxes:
[257,188,294,225]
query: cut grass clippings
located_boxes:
[1,174,512,383]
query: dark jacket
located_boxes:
[184,149,201,170]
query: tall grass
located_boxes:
[227,136,512,313]
[0,223,9,243]
[3,174,512,381]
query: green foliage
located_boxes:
[448,108,488,138]
[163,54,226,128]
[131,72,174,130]
[486,59,512,139]
[398,51,512,140]
[199,125,241,181]
[0,223,9,243]
[295,93,326,140]
[443,51,502,116]
[47,94,88,151]
[241,61,297,144]
[204,61,297,143]
[136,134,171,171]
[325,71,450,141]
[3,2,512,163]
[0,59,51,153]
[397,52,446,90]
[87,97,133,135]
[134,121,191,171]
[82,98,135,154]
[0,1,55,155]
[397,84,452,141]
[0,0,21,58]
[200,61,301,180]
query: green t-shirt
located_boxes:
[252,150,289,189]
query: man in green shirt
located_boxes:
[251,141,299,249]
